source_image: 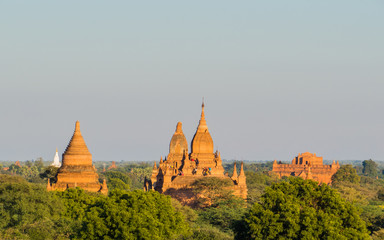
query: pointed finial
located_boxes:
[201,99,205,120]
[160,156,163,164]
[176,122,183,133]
[197,100,208,131]
[75,121,80,132]
[239,161,245,176]
[56,147,58,153]
[153,161,157,169]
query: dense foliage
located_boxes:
[0,174,189,240]
[58,189,189,240]
[235,177,370,240]
[363,159,379,177]
[1,160,384,239]
[0,175,70,239]
[331,164,360,185]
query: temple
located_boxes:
[51,148,61,168]
[144,102,247,202]
[108,161,117,170]
[271,152,340,184]
[47,121,108,195]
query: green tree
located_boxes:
[39,166,59,183]
[0,174,71,239]
[245,171,277,204]
[58,189,189,240]
[100,170,131,190]
[33,157,45,172]
[363,159,378,177]
[235,177,370,240]
[332,164,360,185]
[191,177,239,208]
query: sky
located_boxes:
[0,1,383,162]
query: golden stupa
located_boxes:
[47,121,107,194]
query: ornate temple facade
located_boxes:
[272,152,340,185]
[47,121,108,195]
[144,103,247,201]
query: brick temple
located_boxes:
[144,102,247,202]
[47,121,108,194]
[272,152,340,185]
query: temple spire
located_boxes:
[238,161,246,186]
[153,161,157,170]
[239,161,245,176]
[175,122,183,134]
[63,120,91,156]
[231,162,238,181]
[197,100,208,131]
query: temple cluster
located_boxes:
[144,102,248,200]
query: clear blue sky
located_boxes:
[0,1,383,162]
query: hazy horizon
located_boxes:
[1,1,383,162]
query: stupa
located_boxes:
[144,102,247,202]
[271,152,340,185]
[51,148,61,168]
[47,121,107,194]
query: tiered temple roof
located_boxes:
[47,121,107,194]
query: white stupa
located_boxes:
[51,148,61,167]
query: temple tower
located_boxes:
[51,148,61,168]
[167,122,188,172]
[48,121,107,194]
[190,102,224,176]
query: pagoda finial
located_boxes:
[176,122,183,133]
[75,120,80,132]
[201,98,205,120]
[197,100,208,131]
